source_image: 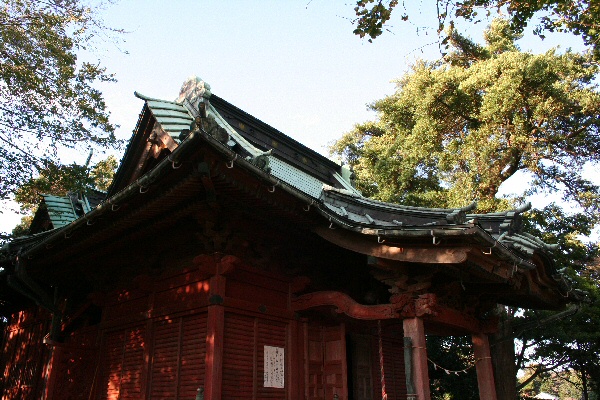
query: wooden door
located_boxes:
[306,324,347,400]
[349,334,374,400]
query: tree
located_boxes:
[10,155,117,237]
[353,1,600,60]
[515,205,600,400]
[0,0,122,201]
[334,19,600,214]
[333,19,600,399]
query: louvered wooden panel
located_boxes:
[99,331,125,400]
[222,314,255,400]
[120,327,146,399]
[372,336,407,400]
[150,319,180,399]
[178,313,206,399]
[20,321,46,400]
[149,313,207,400]
[256,319,287,399]
[1,323,18,400]
[222,313,291,400]
[1,319,49,400]
[382,338,407,400]
[96,325,146,400]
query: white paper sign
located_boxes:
[263,345,285,388]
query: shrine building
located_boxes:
[0,77,577,400]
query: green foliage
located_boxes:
[337,18,600,398]
[0,0,122,200]
[456,1,600,61]
[333,19,600,213]
[427,336,479,400]
[353,1,600,60]
[353,0,399,42]
[516,205,600,399]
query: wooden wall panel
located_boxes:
[0,310,51,400]
[256,319,287,399]
[222,313,290,400]
[148,313,206,400]
[149,320,179,399]
[96,325,146,400]
[222,313,254,399]
[178,313,207,398]
[371,334,407,400]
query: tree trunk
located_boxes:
[490,307,517,400]
[581,365,589,400]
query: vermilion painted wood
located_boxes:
[204,304,224,400]
[204,272,226,400]
[472,333,498,400]
[403,318,431,400]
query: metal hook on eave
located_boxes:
[111,204,120,211]
[304,200,315,212]
[329,217,336,229]
[168,154,182,169]
[482,242,496,255]
[510,264,518,278]
[378,235,386,244]
[136,180,149,193]
[64,231,72,239]
[431,230,441,246]
[226,153,238,169]
[268,181,279,193]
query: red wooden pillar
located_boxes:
[472,333,497,400]
[195,253,239,400]
[42,346,58,400]
[204,273,225,400]
[403,317,430,400]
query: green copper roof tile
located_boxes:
[42,195,78,228]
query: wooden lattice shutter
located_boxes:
[149,313,207,399]
[222,313,290,400]
[96,325,145,400]
[222,313,254,399]
[1,317,49,400]
[372,335,407,400]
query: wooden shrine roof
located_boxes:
[0,76,581,315]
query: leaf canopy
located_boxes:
[0,0,122,200]
[333,19,600,213]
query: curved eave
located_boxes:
[4,100,577,309]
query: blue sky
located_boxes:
[0,0,592,233]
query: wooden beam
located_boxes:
[314,226,468,264]
[292,291,414,320]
